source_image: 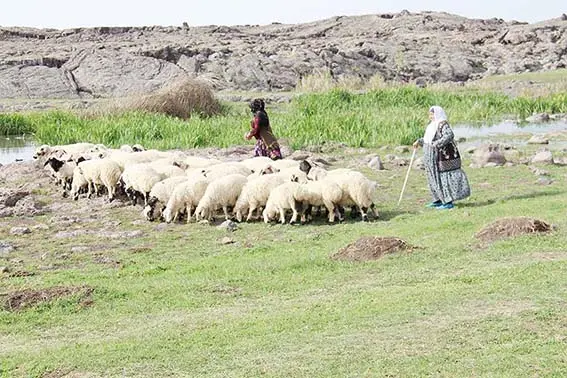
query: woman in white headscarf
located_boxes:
[412,106,470,209]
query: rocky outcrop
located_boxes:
[0,11,566,98]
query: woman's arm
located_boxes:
[432,122,454,148]
[245,115,260,140]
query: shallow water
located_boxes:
[0,136,36,165]
[452,121,567,139]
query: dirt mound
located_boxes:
[2,285,94,311]
[475,217,552,244]
[332,236,415,262]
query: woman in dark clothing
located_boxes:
[413,105,471,210]
[245,99,283,160]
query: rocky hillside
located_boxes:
[0,11,566,99]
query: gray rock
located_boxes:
[1,13,565,97]
[220,237,235,245]
[55,230,90,238]
[2,191,29,207]
[526,113,550,123]
[471,143,506,167]
[218,220,238,232]
[527,135,549,145]
[0,266,9,273]
[529,166,550,176]
[412,157,425,170]
[536,177,554,186]
[98,230,144,239]
[289,151,311,161]
[483,162,501,168]
[549,113,567,121]
[0,241,15,256]
[367,157,384,170]
[154,223,170,231]
[392,158,409,167]
[531,149,554,164]
[10,227,31,235]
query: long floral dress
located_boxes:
[418,122,471,203]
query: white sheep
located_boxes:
[120,164,165,206]
[270,159,300,170]
[142,176,189,221]
[239,156,274,172]
[263,182,301,224]
[300,160,377,220]
[43,156,84,191]
[162,177,211,223]
[195,174,248,221]
[74,158,123,201]
[70,167,89,199]
[202,163,252,181]
[184,156,222,169]
[148,160,187,178]
[325,172,378,221]
[293,178,343,223]
[234,174,286,222]
[33,143,96,160]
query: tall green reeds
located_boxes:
[3,86,567,149]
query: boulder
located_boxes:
[471,143,506,167]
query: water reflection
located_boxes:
[0,136,36,165]
[453,121,567,139]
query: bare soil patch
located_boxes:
[332,236,416,262]
[475,217,552,244]
[2,285,94,311]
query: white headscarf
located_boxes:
[423,105,448,144]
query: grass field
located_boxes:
[1,70,567,376]
[1,147,567,377]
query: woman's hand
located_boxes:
[412,141,420,149]
[244,132,251,140]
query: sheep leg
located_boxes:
[279,208,286,224]
[334,206,343,222]
[290,201,300,224]
[360,207,369,222]
[246,206,255,222]
[107,185,115,202]
[350,205,360,219]
[87,181,94,199]
[222,205,230,220]
[324,200,335,223]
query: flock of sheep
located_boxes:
[34,142,379,225]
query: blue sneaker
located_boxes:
[437,202,454,210]
[425,201,442,208]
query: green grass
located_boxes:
[1,151,567,377]
[1,86,566,149]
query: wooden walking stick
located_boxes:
[398,148,417,206]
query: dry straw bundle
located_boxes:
[124,78,222,119]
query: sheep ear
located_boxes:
[77,156,86,164]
